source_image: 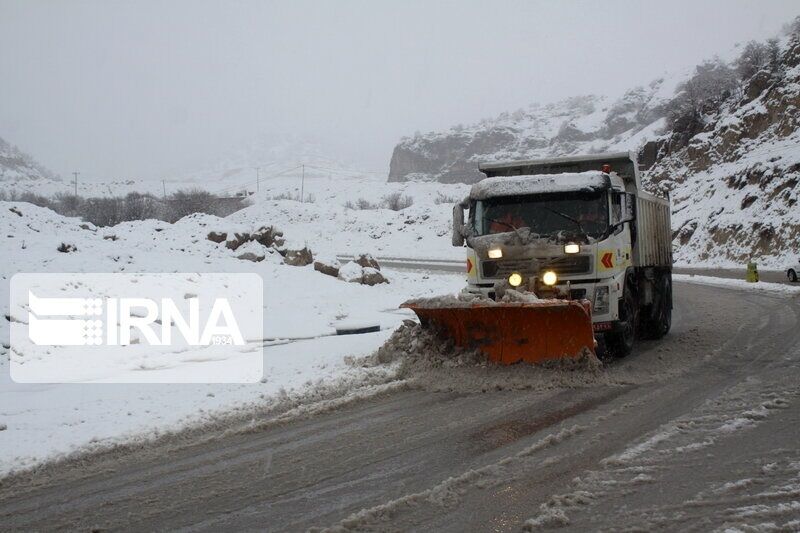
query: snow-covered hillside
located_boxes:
[646,31,800,267]
[170,135,384,196]
[229,174,468,261]
[0,136,59,187]
[1,135,382,199]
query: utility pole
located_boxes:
[72,172,79,196]
[255,167,260,193]
[162,179,166,199]
[301,164,305,203]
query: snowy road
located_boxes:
[337,254,797,284]
[1,281,800,531]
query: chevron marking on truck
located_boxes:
[601,252,614,269]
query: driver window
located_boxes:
[611,193,622,224]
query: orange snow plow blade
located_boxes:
[401,299,595,365]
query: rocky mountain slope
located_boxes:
[0,136,58,185]
[388,78,679,184]
[647,32,800,267]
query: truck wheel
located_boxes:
[643,274,672,339]
[789,269,798,283]
[605,288,636,357]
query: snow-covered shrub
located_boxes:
[666,58,739,149]
[166,189,217,222]
[433,191,460,205]
[381,192,414,211]
[343,198,379,210]
[122,192,162,221]
[83,197,124,227]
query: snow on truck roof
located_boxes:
[469,171,611,200]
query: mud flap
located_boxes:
[401,300,595,365]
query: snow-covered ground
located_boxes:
[0,199,466,475]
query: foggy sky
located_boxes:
[1,0,798,180]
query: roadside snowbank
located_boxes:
[0,201,466,475]
[673,274,800,295]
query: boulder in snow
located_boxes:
[237,252,264,262]
[314,257,340,277]
[57,243,77,253]
[284,247,314,267]
[337,261,364,282]
[235,240,268,262]
[207,231,227,243]
[361,267,388,285]
[337,261,389,285]
[225,232,252,251]
[251,226,285,248]
[355,253,381,271]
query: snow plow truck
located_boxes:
[403,152,673,363]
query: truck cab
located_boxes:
[452,152,673,356]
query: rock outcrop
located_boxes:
[388,87,674,184]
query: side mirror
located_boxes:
[452,204,465,247]
[621,193,636,224]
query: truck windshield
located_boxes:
[473,191,609,239]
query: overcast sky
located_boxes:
[1,0,798,180]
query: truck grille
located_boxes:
[481,255,592,279]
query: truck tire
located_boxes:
[789,269,798,283]
[642,273,672,339]
[605,287,637,358]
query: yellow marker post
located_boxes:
[746,261,759,283]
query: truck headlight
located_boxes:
[508,272,523,287]
[488,248,503,259]
[542,271,558,286]
[593,286,610,314]
[564,243,580,254]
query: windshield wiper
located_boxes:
[482,216,519,232]
[481,216,530,243]
[542,207,590,241]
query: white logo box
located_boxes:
[10,273,263,384]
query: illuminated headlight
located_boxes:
[564,243,580,254]
[593,286,610,314]
[542,271,558,286]
[508,272,523,287]
[488,248,503,259]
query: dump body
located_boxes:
[635,195,672,267]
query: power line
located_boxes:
[304,163,386,176]
[211,164,303,195]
